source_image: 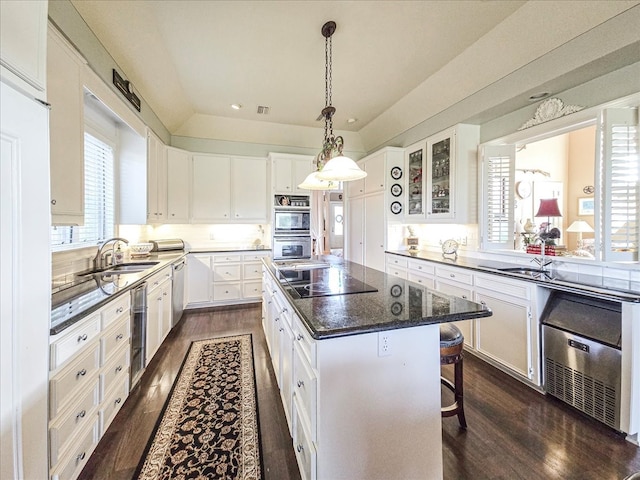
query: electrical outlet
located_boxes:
[461,236,467,246]
[378,332,392,357]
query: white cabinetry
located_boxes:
[270,153,313,194]
[48,25,86,225]
[192,154,268,223]
[145,267,172,363]
[345,147,404,271]
[166,147,190,223]
[48,295,131,480]
[185,252,270,308]
[434,264,475,349]
[146,129,167,223]
[0,0,47,98]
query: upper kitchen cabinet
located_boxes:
[0,0,47,99]
[405,124,480,223]
[48,25,86,226]
[270,153,313,195]
[192,154,268,223]
[346,150,389,198]
[166,147,191,223]
[146,129,168,223]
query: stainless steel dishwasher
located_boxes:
[172,258,186,326]
[130,283,147,389]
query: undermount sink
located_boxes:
[497,267,544,273]
[85,261,160,276]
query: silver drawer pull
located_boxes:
[76,369,87,378]
[450,273,455,278]
[296,334,303,341]
[76,410,86,421]
[274,317,279,322]
[115,365,123,373]
[297,380,304,388]
[114,397,122,405]
[77,334,88,343]
[462,295,467,299]
[76,452,86,464]
[116,306,124,314]
[116,333,124,340]
[279,327,284,332]
[297,444,304,453]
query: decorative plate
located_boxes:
[390,285,403,297]
[391,302,403,316]
[390,201,402,215]
[391,183,403,197]
[390,166,403,180]
[583,185,594,194]
[515,181,531,199]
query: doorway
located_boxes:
[328,192,344,256]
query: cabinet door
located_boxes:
[145,287,162,363]
[232,156,267,221]
[166,147,190,222]
[346,197,364,265]
[435,279,474,349]
[364,193,385,272]
[186,254,212,305]
[160,281,172,340]
[147,131,167,222]
[191,155,231,222]
[405,141,425,218]
[426,128,454,219]
[364,153,385,194]
[48,28,85,225]
[0,0,47,98]
[273,156,293,193]
[474,289,532,380]
[347,162,365,197]
[293,157,313,194]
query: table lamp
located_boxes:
[535,198,562,245]
[566,220,594,254]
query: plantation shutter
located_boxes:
[51,132,114,247]
[480,144,516,250]
[601,108,639,262]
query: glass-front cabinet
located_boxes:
[427,132,453,218]
[405,141,425,217]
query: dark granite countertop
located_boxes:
[263,257,493,340]
[188,247,271,253]
[386,250,640,303]
[50,252,186,335]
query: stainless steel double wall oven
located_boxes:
[272,195,312,260]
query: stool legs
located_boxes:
[441,355,467,429]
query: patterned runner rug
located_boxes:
[135,335,262,480]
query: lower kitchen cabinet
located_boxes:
[185,251,270,309]
[145,266,172,364]
[434,264,475,350]
[48,294,131,480]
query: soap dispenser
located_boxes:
[114,243,124,264]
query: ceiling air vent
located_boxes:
[257,105,270,115]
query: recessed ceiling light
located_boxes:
[231,104,242,110]
[528,92,550,101]
[347,118,358,124]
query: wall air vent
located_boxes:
[257,106,270,115]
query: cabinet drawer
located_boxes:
[243,281,263,299]
[100,346,129,400]
[49,379,99,466]
[292,344,317,440]
[386,255,408,269]
[408,272,435,289]
[407,259,435,275]
[50,314,100,371]
[213,264,241,282]
[242,253,270,262]
[214,254,242,263]
[436,266,473,286]
[147,267,172,291]
[387,267,407,279]
[101,294,130,329]
[213,283,242,301]
[50,417,99,480]
[475,272,531,300]
[100,317,130,365]
[243,262,263,280]
[50,343,101,418]
[292,396,317,480]
[292,314,316,367]
[100,376,129,435]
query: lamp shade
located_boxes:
[535,198,562,218]
[316,156,367,181]
[566,220,594,233]
[298,171,339,191]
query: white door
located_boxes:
[0,81,50,480]
[329,201,344,250]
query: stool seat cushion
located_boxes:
[439,323,464,348]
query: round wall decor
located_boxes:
[390,201,402,214]
[390,166,403,180]
[391,183,403,197]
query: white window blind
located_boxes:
[51,132,115,248]
[481,144,515,250]
[601,108,639,261]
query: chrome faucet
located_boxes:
[93,237,129,271]
[530,238,553,271]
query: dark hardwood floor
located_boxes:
[79,305,640,480]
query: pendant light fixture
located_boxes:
[299,21,366,190]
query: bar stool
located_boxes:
[439,323,467,429]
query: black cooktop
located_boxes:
[278,267,378,298]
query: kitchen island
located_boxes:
[262,257,492,480]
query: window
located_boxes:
[51,132,115,249]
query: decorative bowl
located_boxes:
[129,243,154,256]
